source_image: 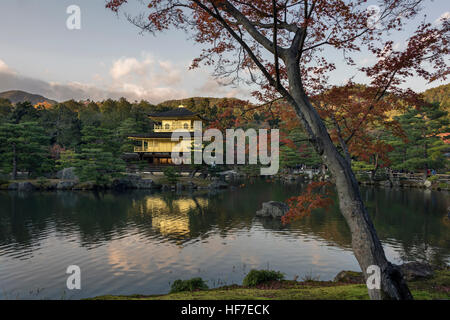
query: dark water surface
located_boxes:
[0,180,449,299]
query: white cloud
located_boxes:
[157,61,182,86]
[358,57,375,66]
[0,59,15,75]
[106,53,186,102]
[393,41,406,51]
[0,68,186,103]
[435,11,450,25]
[195,77,249,99]
[0,53,253,104]
[110,55,153,80]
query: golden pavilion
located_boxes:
[128,106,201,165]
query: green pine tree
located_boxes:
[0,122,51,179]
[389,103,449,171]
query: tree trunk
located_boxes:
[189,169,197,178]
[12,142,17,180]
[285,57,412,300]
[370,155,379,183]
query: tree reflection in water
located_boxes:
[0,181,448,300]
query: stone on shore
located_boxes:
[111,175,157,190]
[423,180,432,188]
[17,182,34,191]
[57,181,77,190]
[111,178,135,190]
[7,182,18,190]
[333,261,435,284]
[56,167,78,181]
[398,262,434,281]
[208,180,229,189]
[333,271,364,284]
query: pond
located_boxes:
[0,180,449,299]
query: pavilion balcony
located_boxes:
[134,146,194,153]
[134,146,177,153]
[153,124,195,132]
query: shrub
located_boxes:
[438,182,449,190]
[300,270,321,282]
[242,269,285,287]
[36,177,49,187]
[163,167,180,185]
[0,179,9,186]
[170,277,209,293]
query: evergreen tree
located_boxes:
[389,103,449,171]
[79,102,102,127]
[9,101,39,123]
[59,126,125,185]
[0,122,51,179]
[0,98,12,121]
[280,126,321,169]
[117,118,149,153]
[39,104,81,148]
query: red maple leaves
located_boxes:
[282,181,334,224]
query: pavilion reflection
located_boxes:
[128,194,210,241]
[0,183,448,265]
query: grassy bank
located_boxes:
[92,269,449,300]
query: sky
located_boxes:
[0,0,448,104]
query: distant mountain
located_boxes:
[0,90,57,105]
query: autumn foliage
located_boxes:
[282,181,334,224]
[105,0,449,224]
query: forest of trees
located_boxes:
[0,96,244,183]
[0,84,448,183]
[0,97,155,183]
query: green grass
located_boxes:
[92,269,450,300]
[242,270,285,287]
[170,277,209,293]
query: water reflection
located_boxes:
[0,181,448,299]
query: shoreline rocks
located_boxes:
[56,167,78,181]
[333,261,436,284]
[398,261,434,281]
[208,180,229,189]
[57,181,77,190]
[111,175,159,190]
[333,270,364,284]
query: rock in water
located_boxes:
[256,201,289,219]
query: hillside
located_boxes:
[423,83,450,112]
[157,96,250,121]
[157,96,245,109]
[0,90,57,105]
